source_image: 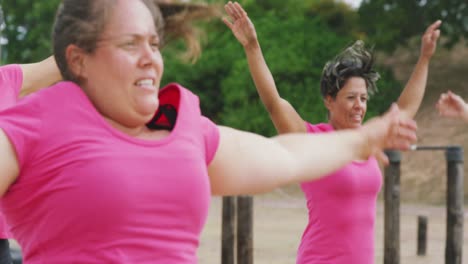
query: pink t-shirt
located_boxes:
[0,81,220,263]
[0,64,23,239]
[297,123,382,264]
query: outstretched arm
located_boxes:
[223,1,306,133]
[19,56,61,97]
[397,20,441,119]
[208,104,417,195]
[436,91,468,123]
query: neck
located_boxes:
[328,119,343,131]
[105,117,151,137]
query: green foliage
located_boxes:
[164,9,401,136]
[307,0,361,39]
[366,66,402,117]
[1,0,60,63]
[358,0,468,51]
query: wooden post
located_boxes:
[237,196,253,264]
[384,150,401,264]
[445,146,464,264]
[222,197,236,264]
[417,215,427,256]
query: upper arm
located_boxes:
[19,56,61,97]
[268,98,307,134]
[207,126,296,196]
[0,129,20,197]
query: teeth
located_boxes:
[136,79,154,86]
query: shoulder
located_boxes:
[24,81,85,106]
[160,83,200,104]
[0,64,22,81]
[0,64,23,93]
[305,122,334,134]
[159,83,201,116]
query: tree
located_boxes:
[1,0,60,63]
[358,0,468,51]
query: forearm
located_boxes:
[243,41,282,112]
[397,56,430,119]
[272,130,367,184]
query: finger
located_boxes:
[399,118,417,130]
[426,20,442,33]
[224,3,236,19]
[389,138,412,151]
[432,29,441,41]
[231,2,243,20]
[439,93,448,102]
[222,17,234,30]
[396,126,418,142]
[376,151,389,166]
[234,2,247,18]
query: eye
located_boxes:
[150,41,160,51]
[120,40,137,49]
[361,97,368,102]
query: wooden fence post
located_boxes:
[417,215,427,256]
[237,196,253,264]
[384,150,401,264]
[222,197,236,264]
[445,147,464,264]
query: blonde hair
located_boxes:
[156,1,222,63]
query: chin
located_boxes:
[349,123,362,129]
[138,102,159,119]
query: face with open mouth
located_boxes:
[325,76,368,130]
[79,0,164,128]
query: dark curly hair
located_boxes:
[320,40,380,99]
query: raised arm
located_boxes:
[397,20,441,119]
[208,104,417,195]
[223,1,306,133]
[436,91,468,123]
[19,56,61,97]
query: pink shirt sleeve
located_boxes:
[0,64,23,109]
[0,95,42,168]
[201,116,220,165]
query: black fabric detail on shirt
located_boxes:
[146,104,177,131]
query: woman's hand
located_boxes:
[360,103,418,165]
[436,91,468,122]
[223,1,258,48]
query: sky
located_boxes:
[340,0,363,9]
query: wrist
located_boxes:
[243,40,261,52]
[417,55,431,65]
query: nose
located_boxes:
[353,98,365,110]
[138,42,159,68]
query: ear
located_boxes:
[324,95,334,111]
[65,44,87,80]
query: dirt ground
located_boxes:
[198,192,468,264]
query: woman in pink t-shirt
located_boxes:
[0,1,417,263]
[224,2,440,263]
[0,58,60,263]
